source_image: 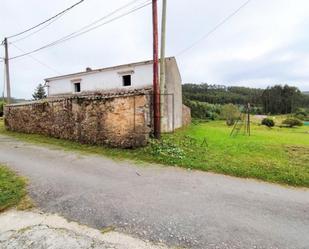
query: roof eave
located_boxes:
[44,57,175,82]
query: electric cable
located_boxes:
[176,0,252,56]
[7,0,86,39]
[10,0,152,60]
[11,43,61,74]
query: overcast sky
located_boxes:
[1,0,309,99]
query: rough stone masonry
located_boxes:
[4,89,152,148]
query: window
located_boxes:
[122,75,131,86]
[74,82,81,93]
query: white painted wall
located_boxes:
[47,63,153,96]
[45,57,186,132]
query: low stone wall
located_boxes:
[4,91,152,148]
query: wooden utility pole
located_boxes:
[3,38,11,104]
[160,0,167,130]
[152,0,160,138]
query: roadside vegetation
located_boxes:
[0,100,5,117]
[1,118,308,187]
[0,165,29,212]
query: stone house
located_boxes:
[45,57,186,133]
[4,57,191,148]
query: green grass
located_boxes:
[0,165,27,212]
[1,119,309,187]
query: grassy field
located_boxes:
[0,165,27,212]
[0,119,308,187]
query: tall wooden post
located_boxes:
[4,38,11,104]
[160,0,167,130]
[152,0,160,138]
[247,103,251,136]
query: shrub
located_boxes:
[261,118,275,127]
[184,99,221,120]
[294,108,308,116]
[220,104,240,126]
[282,118,303,128]
[0,101,5,117]
[294,113,306,121]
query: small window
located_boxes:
[122,75,131,86]
[74,82,81,93]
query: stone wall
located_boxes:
[182,105,191,127]
[4,90,152,148]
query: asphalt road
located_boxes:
[0,134,308,249]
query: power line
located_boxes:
[30,0,146,52]
[7,0,85,39]
[57,0,143,40]
[10,12,66,43]
[10,43,61,74]
[10,0,152,60]
[46,0,152,49]
[176,0,252,56]
[11,0,142,43]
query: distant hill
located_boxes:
[182,83,264,105]
[303,91,309,95]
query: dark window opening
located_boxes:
[74,82,81,93]
[122,75,131,86]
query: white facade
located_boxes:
[45,57,184,132]
[46,61,154,96]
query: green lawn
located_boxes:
[1,119,308,187]
[0,165,27,212]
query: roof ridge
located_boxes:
[45,57,176,82]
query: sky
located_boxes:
[1,0,309,99]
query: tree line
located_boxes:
[183,83,309,115]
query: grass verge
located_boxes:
[0,165,31,212]
[0,119,308,187]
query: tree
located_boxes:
[182,83,264,106]
[183,83,309,115]
[261,85,302,114]
[32,84,47,100]
[0,100,5,117]
[220,104,240,126]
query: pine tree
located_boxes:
[32,84,47,100]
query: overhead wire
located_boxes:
[10,0,152,60]
[6,0,86,39]
[44,0,152,49]
[10,43,61,74]
[11,0,143,43]
[57,0,143,40]
[176,0,252,56]
[10,12,66,44]
[27,0,148,52]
